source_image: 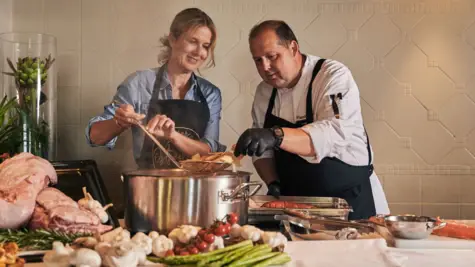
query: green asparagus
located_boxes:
[209,244,254,267]
[235,244,272,262]
[253,252,292,267]
[147,239,293,266]
[196,253,225,267]
[226,251,281,267]
[149,239,253,265]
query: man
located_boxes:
[234,20,389,220]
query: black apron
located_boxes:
[137,67,210,169]
[263,58,376,220]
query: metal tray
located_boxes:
[248,195,352,223]
[275,214,395,246]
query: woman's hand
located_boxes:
[146,114,176,139]
[114,104,145,129]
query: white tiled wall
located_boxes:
[0,0,12,94]
[5,0,475,219]
[0,0,12,40]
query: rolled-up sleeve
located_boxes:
[201,88,227,152]
[84,78,135,149]
[300,64,363,163]
[251,84,274,163]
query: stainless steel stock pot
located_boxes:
[122,168,261,234]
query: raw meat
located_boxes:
[0,153,58,229]
[28,188,113,234]
[432,218,475,240]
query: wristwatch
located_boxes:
[271,126,284,149]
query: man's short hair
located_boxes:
[249,20,298,47]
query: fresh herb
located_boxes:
[0,228,91,251]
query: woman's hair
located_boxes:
[157,8,217,69]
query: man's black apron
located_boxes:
[263,58,376,220]
[137,67,210,169]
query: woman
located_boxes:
[85,8,226,169]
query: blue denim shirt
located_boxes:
[85,65,226,162]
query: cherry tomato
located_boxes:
[198,229,207,238]
[223,222,231,235]
[165,250,175,257]
[188,246,199,255]
[174,245,183,254]
[227,213,239,225]
[214,224,227,236]
[180,251,190,256]
[204,233,215,244]
[196,241,209,251]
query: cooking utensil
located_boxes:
[135,123,181,168]
[122,169,262,234]
[384,215,447,240]
[111,100,181,168]
[275,214,395,246]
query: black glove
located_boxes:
[234,128,277,157]
[266,180,281,198]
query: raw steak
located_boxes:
[28,188,113,234]
[0,153,58,229]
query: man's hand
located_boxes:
[266,180,281,199]
[146,114,176,139]
[114,104,145,129]
[234,128,277,157]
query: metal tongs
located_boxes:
[274,214,396,246]
[111,100,181,168]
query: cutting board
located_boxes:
[395,235,475,250]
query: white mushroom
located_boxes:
[94,242,112,256]
[68,248,101,267]
[205,236,224,252]
[100,227,130,245]
[101,242,141,267]
[167,225,200,244]
[230,224,242,238]
[261,231,287,248]
[148,231,160,240]
[240,225,264,242]
[73,237,99,249]
[131,232,153,255]
[100,227,124,243]
[43,242,74,267]
[151,235,174,257]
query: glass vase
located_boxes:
[0,32,58,160]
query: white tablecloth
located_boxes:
[25,238,475,267]
[282,239,475,267]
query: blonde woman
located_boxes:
[86,8,226,169]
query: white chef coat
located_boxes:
[251,54,390,215]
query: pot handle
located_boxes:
[221,181,262,201]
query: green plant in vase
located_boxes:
[0,95,22,162]
[2,54,55,158]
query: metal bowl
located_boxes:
[384,215,446,240]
